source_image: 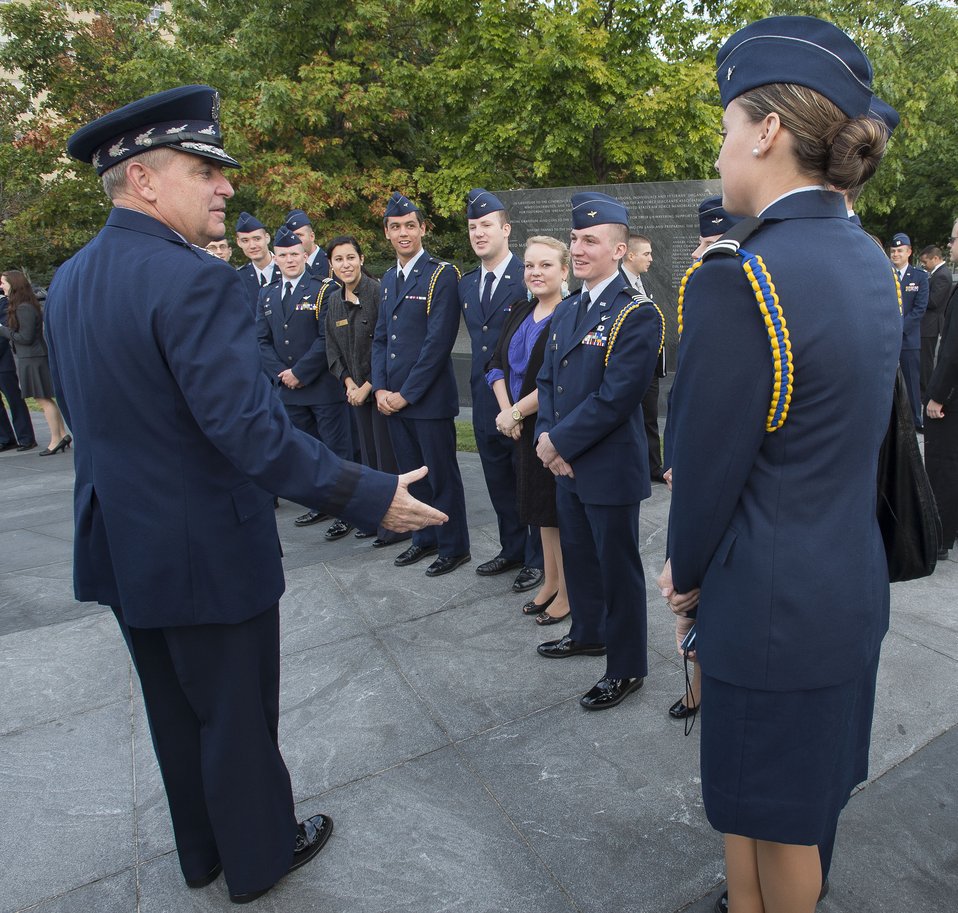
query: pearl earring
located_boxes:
[752,148,760,157]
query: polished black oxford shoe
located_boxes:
[580,676,644,710]
[230,814,333,904]
[394,543,438,566]
[476,554,523,576]
[185,862,222,889]
[512,566,544,592]
[16,441,37,452]
[537,634,606,659]
[324,518,353,541]
[0,441,18,453]
[294,509,330,527]
[425,553,471,577]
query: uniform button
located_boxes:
[481,345,487,352]
[284,324,288,329]
[390,353,396,359]
[393,315,398,320]
[482,325,488,331]
[557,385,563,393]
[391,334,396,340]
[285,340,290,345]
[554,410,559,418]
[561,359,569,367]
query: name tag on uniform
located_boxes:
[335,318,348,327]
[581,330,607,347]
[263,307,272,316]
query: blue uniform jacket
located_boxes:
[667,190,901,692]
[458,254,527,433]
[899,263,929,350]
[535,271,663,505]
[44,208,396,629]
[256,272,344,405]
[372,249,461,420]
[236,261,278,316]
[307,247,331,280]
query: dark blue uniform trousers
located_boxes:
[900,348,922,428]
[285,402,352,460]
[0,369,35,446]
[475,425,543,567]
[113,604,296,895]
[556,487,648,680]
[387,414,469,556]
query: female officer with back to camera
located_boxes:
[660,16,900,913]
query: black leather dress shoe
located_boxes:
[186,862,222,889]
[0,441,18,453]
[537,634,606,659]
[580,676,643,710]
[512,566,544,592]
[230,814,334,904]
[938,547,950,561]
[425,553,471,577]
[714,878,828,912]
[294,509,330,527]
[668,698,699,720]
[476,554,523,576]
[354,530,375,539]
[324,518,353,541]
[16,441,37,452]
[651,472,667,484]
[394,543,438,566]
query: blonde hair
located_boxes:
[525,235,571,269]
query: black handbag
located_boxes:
[876,369,941,582]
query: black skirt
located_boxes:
[700,650,880,846]
[17,356,55,399]
[515,419,558,528]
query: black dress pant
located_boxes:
[642,377,662,478]
[113,604,297,895]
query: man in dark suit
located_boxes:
[43,86,444,904]
[257,226,354,539]
[535,193,664,710]
[285,209,330,279]
[235,211,279,315]
[0,294,36,451]
[918,244,952,401]
[458,188,544,592]
[621,232,665,483]
[889,232,929,429]
[373,191,470,577]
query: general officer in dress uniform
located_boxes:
[459,188,544,592]
[535,192,664,710]
[660,17,899,912]
[257,226,355,540]
[235,211,279,315]
[285,209,331,279]
[889,232,929,430]
[43,85,444,905]
[373,191,471,576]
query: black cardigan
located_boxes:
[486,297,553,404]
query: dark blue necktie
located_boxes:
[576,289,592,334]
[480,271,495,311]
[259,272,267,287]
[395,269,405,300]
[282,281,293,306]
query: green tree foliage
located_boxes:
[1,0,957,281]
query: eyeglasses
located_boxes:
[949,238,957,244]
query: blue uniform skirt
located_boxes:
[700,650,880,846]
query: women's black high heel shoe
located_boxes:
[39,434,72,456]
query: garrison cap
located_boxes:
[274,226,304,248]
[571,192,629,229]
[67,85,239,176]
[716,16,874,118]
[466,188,506,219]
[384,191,420,219]
[868,97,900,134]
[284,210,312,231]
[235,211,265,233]
[890,233,911,248]
[698,195,742,237]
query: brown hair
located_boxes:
[737,83,888,191]
[2,270,41,331]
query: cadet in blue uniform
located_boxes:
[257,226,354,539]
[43,86,444,904]
[660,18,900,912]
[889,232,929,430]
[235,211,278,316]
[285,209,330,279]
[373,191,471,576]
[459,188,544,591]
[535,193,664,711]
